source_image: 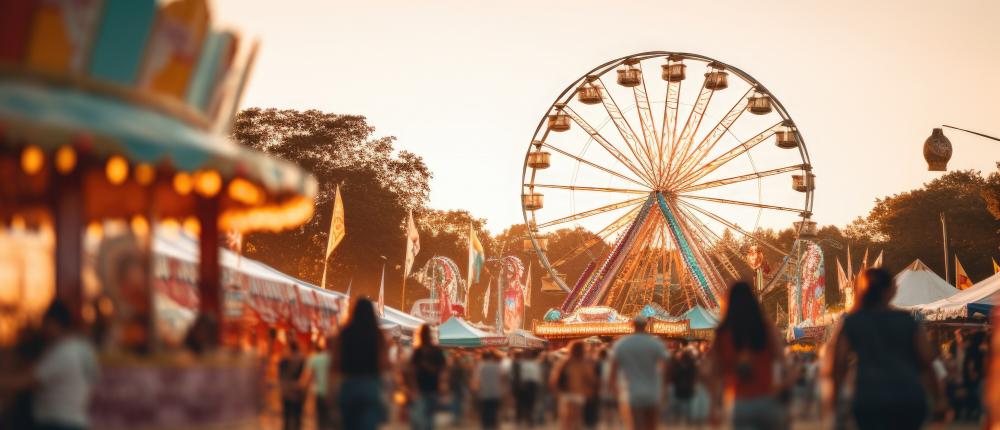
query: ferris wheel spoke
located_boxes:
[668,88,752,187]
[676,200,787,256]
[549,205,642,268]
[678,194,807,215]
[560,106,657,185]
[666,83,716,188]
[590,79,660,184]
[659,79,682,187]
[678,205,742,279]
[630,74,661,180]
[542,143,649,189]
[529,183,650,195]
[536,196,647,229]
[679,164,806,193]
[677,122,783,188]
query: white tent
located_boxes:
[911,270,1000,320]
[892,259,959,307]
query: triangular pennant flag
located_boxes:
[321,186,346,289]
[345,278,352,298]
[404,210,420,277]
[836,259,848,292]
[378,265,385,317]
[993,258,999,274]
[860,248,870,276]
[955,256,974,290]
[524,261,532,308]
[872,250,884,269]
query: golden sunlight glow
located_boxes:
[135,163,156,185]
[194,170,223,197]
[173,172,193,195]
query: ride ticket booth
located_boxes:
[0,1,316,428]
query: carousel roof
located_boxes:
[891,259,959,307]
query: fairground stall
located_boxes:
[0,1,316,428]
[533,306,690,347]
[438,317,509,348]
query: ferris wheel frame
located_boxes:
[520,51,816,295]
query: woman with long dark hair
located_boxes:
[708,281,790,429]
[334,298,389,430]
[550,341,597,430]
[831,268,945,429]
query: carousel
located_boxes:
[522,52,817,340]
[0,1,315,428]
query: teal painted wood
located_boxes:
[88,0,156,84]
[186,31,230,111]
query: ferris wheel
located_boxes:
[521,52,815,314]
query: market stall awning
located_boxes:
[912,271,1000,320]
[438,317,508,348]
[507,329,546,349]
[892,259,959,307]
[682,305,720,330]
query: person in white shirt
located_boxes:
[8,300,100,430]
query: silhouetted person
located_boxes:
[831,268,945,430]
[407,324,446,430]
[472,350,504,430]
[334,298,389,430]
[279,340,306,430]
[609,317,668,430]
[708,281,790,430]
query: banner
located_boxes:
[956,256,973,290]
[404,210,420,277]
[501,256,526,332]
[321,186,345,289]
[799,242,825,323]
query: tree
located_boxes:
[232,108,432,304]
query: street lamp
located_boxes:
[923,125,1000,171]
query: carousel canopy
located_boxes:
[438,317,508,348]
[911,271,999,320]
[892,259,959,307]
[0,0,316,233]
[681,305,720,330]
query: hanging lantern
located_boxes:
[20,145,44,175]
[776,121,799,149]
[522,193,544,211]
[55,145,76,174]
[105,155,129,185]
[661,55,686,82]
[923,128,952,171]
[704,62,728,90]
[747,89,772,115]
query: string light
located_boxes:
[20,145,44,175]
[194,170,222,197]
[105,156,129,185]
[173,172,193,195]
[55,145,76,174]
[135,164,156,185]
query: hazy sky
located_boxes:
[215,0,1000,233]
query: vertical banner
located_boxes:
[799,241,825,323]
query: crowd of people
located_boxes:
[0,268,993,430]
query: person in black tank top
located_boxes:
[831,268,946,430]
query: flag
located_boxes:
[321,186,346,289]
[467,224,485,286]
[836,259,848,292]
[404,210,420,277]
[993,258,999,274]
[955,256,974,290]
[524,262,532,308]
[345,279,352,297]
[377,265,385,317]
[482,280,491,319]
[860,248,870,276]
[872,250,884,268]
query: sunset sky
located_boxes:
[215,0,1000,232]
